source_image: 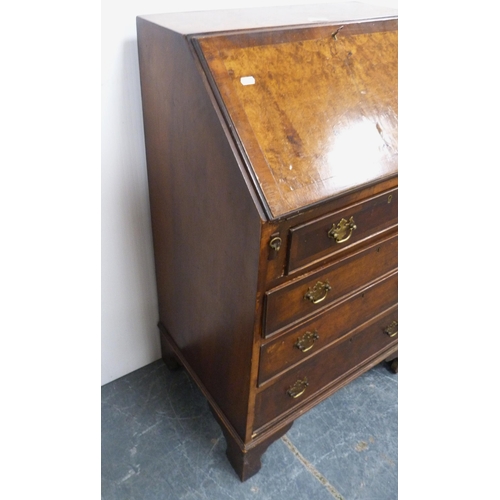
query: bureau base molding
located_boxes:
[159,323,294,481]
[158,323,245,449]
[160,321,397,481]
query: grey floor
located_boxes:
[101,359,397,500]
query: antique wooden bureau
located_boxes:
[137,2,398,481]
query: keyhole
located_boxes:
[332,25,344,40]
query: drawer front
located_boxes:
[259,272,397,385]
[288,189,397,273]
[264,233,397,337]
[254,307,398,431]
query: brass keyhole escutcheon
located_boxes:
[388,194,393,203]
[294,330,320,353]
[331,25,344,40]
[304,281,331,304]
[384,320,398,338]
[328,216,357,243]
[287,378,309,399]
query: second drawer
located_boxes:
[263,232,397,337]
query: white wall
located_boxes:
[101,0,398,385]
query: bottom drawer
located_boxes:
[253,307,398,431]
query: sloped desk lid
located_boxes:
[194,18,398,219]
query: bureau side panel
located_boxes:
[137,19,262,439]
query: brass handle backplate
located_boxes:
[304,281,331,304]
[328,216,357,243]
[287,378,309,399]
[294,331,320,352]
[384,320,398,338]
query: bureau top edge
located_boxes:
[136,3,397,36]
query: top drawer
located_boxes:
[288,189,397,273]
